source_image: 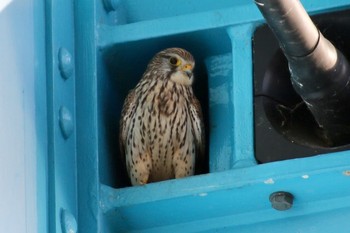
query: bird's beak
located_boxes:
[182,64,193,79]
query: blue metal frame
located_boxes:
[42,0,350,232]
[45,0,77,232]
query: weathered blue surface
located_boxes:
[90,0,350,232]
[70,0,350,232]
[45,0,78,232]
[100,151,350,232]
[2,0,350,232]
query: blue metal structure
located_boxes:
[1,0,350,232]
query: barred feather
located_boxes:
[119,48,205,185]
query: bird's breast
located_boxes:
[136,83,193,180]
[150,82,188,115]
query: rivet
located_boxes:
[59,106,74,139]
[58,47,73,80]
[61,209,77,233]
[103,0,121,12]
[269,191,294,211]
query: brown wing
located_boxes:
[190,96,206,173]
[119,89,137,159]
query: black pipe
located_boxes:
[255,0,350,146]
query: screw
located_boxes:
[59,106,74,139]
[58,47,73,80]
[269,191,294,211]
[61,209,77,233]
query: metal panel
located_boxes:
[46,0,77,232]
[48,0,350,232]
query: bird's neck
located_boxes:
[136,79,193,116]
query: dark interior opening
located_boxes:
[254,8,350,163]
[99,28,232,187]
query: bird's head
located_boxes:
[149,48,195,86]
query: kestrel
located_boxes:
[119,48,205,186]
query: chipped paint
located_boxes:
[209,85,229,105]
[264,178,275,184]
[343,170,350,176]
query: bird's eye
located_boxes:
[169,57,181,66]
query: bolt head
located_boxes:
[59,106,74,139]
[61,209,77,233]
[58,47,74,80]
[269,191,294,211]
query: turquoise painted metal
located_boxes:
[3,0,350,232]
[46,0,77,233]
[72,0,350,232]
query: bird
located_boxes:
[119,48,205,186]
